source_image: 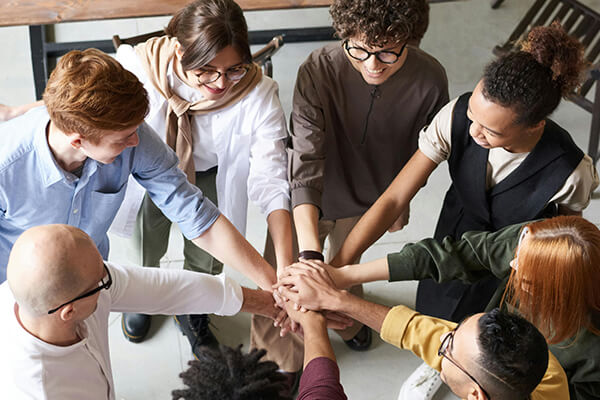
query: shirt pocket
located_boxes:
[88,182,128,231]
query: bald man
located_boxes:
[0,224,279,399]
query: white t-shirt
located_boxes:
[418,98,599,211]
[0,262,243,399]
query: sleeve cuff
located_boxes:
[215,274,244,316]
[291,186,322,210]
[179,198,221,240]
[264,196,291,217]
[387,247,419,282]
[380,305,419,349]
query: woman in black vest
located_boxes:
[329,22,598,399]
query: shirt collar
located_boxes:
[33,114,100,187]
[33,116,69,188]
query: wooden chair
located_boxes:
[112,31,284,78]
[493,0,600,163]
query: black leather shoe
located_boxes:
[121,313,151,343]
[279,370,302,397]
[344,324,372,351]
[174,314,219,357]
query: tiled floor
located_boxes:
[2,0,600,398]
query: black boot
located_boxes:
[121,313,151,343]
[174,314,218,357]
[344,324,372,351]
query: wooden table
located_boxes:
[1,0,499,98]
[0,0,332,27]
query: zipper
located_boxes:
[361,85,380,145]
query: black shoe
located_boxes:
[174,314,219,357]
[344,324,372,351]
[279,370,302,398]
[121,313,151,343]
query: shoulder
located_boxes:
[0,107,45,173]
[404,47,448,88]
[299,43,346,78]
[248,75,279,98]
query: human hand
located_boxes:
[388,205,410,233]
[0,104,16,122]
[273,260,342,311]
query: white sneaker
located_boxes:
[398,362,443,400]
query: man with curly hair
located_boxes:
[251,0,448,389]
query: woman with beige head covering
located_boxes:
[113,0,295,376]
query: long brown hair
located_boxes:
[164,0,251,71]
[504,216,600,343]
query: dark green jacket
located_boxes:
[387,221,600,400]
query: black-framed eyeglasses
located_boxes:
[48,263,112,314]
[195,65,250,85]
[343,40,407,64]
[438,329,491,400]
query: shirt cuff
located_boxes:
[214,274,244,316]
[264,195,291,217]
[291,186,322,210]
[380,305,419,349]
[179,198,221,240]
[387,248,419,282]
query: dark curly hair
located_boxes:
[330,0,429,47]
[171,345,290,400]
[482,22,586,126]
[476,309,549,400]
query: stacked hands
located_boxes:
[270,259,354,337]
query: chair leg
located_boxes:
[491,0,505,9]
[264,58,273,78]
[588,83,600,164]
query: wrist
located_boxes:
[299,250,324,261]
[329,288,349,313]
[301,311,327,330]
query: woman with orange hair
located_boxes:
[290,215,599,399]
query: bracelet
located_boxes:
[299,250,324,261]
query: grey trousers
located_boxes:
[126,168,222,274]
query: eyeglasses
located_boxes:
[343,40,407,64]
[438,329,491,400]
[48,263,112,314]
[195,65,249,85]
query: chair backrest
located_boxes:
[112,31,284,78]
[493,0,600,111]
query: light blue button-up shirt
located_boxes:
[0,107,220,282]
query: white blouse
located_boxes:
[113,45,290,235]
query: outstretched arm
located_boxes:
[330,150,437,266]
[192,215,277,291]
[293,204,322,254]
[275,260,390,333]
[0,100,43,121]
[266,209,294,271]
[279,258,390,289]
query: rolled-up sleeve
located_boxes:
[131,122,220,239]
[247,78,291,217]
[288,63,326,211]
[417,98,457,165]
